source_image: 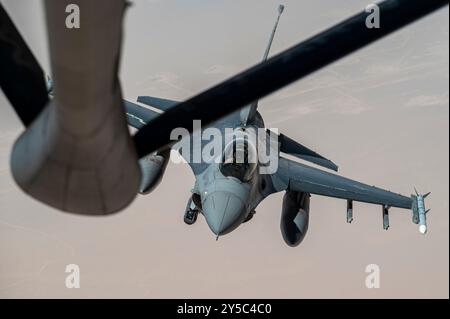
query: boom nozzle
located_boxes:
[278,4,285,14]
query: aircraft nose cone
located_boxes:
[203,192,246,236]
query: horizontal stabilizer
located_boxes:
[273,131,338,172]
[124,100,160,129]
[137,96,179,111]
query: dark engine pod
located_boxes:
[280,190,310,247]
[138,150,170,194]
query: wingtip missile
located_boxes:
[419,224,427,235]
[412,191,430,235]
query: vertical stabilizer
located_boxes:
[241,5,285,125]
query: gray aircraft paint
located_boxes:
[126,5,428,243]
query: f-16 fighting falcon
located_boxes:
[1,0,447,246]
[124,4,433,245]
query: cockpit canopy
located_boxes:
[220,136,257,182]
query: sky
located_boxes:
[0,0,448,298]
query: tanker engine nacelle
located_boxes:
[138,150,170,194]
[280,190,310,247]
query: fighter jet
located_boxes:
[124,5,432,245]
[0,0,446,242]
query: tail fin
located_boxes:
[241,5,285,125]
[262,5,285,62]
[270,129,338,172]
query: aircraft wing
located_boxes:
[124,96,182,129]
[124,98,207,174]
[273,157,412,209]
